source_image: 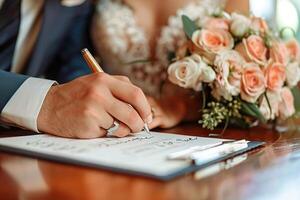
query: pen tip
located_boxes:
[144,124,150,134]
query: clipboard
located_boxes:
[0,132,264,181]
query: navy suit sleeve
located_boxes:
[0,70,28,112]
[46,1,93,83]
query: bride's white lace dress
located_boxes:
[92,0,226,97]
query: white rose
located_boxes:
[211,50,246,101]
[230,13,251,37]
[200,66,216,82]
[168,54,211,91]
[286,62,300,88]
[188,54,216,83]
[259,91,280,120]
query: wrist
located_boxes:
[37,85,59,133]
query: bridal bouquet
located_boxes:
[167,12,300,130]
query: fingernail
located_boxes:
[145,114,153,124]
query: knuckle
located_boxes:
[81,106,94,118]
[119,76,130,82]
[84,87,108,106]
[94,73,108,83]
[84,86,99,99]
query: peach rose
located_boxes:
[270,41,289,66]
[250,17,269,33]
[264,62,286,92]
[191,29,234,63]
[241,63,265,103]
[278,87,295,119]
[235,35,268,66]
[259,91,280,120]
[286,39,300,62]
[203,17,230,30]
[212,50,246,100]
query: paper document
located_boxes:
[0,132,261,180]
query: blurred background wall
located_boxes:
[250,0,300,40]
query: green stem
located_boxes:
[201,85,206,111]
[221,114,229,136]
[264,92,272,117]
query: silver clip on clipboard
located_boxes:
[167,140,249,165]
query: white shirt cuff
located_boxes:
[1,77,57,132]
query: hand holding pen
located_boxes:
[81,48,152,136]
[37,49,152,139]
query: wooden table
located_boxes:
[0,123,300,200]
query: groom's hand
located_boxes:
[37,73,152,138]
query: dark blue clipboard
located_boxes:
[0,138,264,181]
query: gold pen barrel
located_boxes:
[81,48,104,73]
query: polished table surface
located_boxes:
[1,123,300,200]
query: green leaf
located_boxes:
[230,117,250,129]
[181,15,197,39]
[241,101,266,123]
[241,102,256,117]
[291,86,300,113]
[167,51,176,62]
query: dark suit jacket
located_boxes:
[0,0,93,112]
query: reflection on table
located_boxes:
[0,123,300,200]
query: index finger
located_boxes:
[108,77,153,124]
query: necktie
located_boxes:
[0,0,21,71]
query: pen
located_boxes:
[191,140,249,165]
[81,48,151,135]
[167,142,223,160]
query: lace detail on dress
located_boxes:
[92,0,227,96]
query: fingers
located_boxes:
[108,77,152,124]
[92,73,152,123]
[107,96,145,132]
[92,102,135,136]
[148,117,162,129]
[109,122,131,137]
[97,109,114,130]
[113,75,131,83]
[76,126,107,139]
[81,73,151,136]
